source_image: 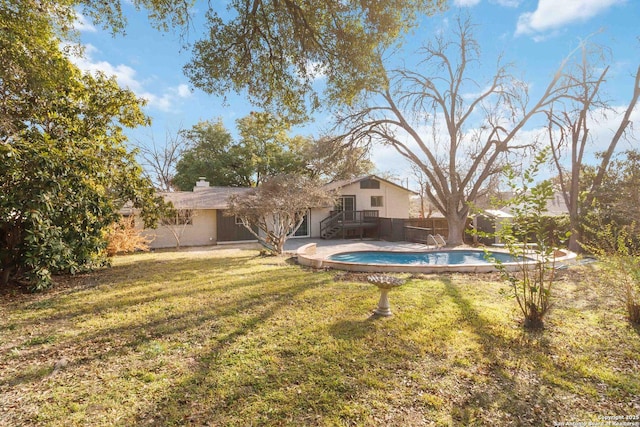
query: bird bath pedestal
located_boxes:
[367,275,405,317]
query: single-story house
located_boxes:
[135,175,416,249]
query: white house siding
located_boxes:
[309,207,332,238]
[144,209,218,249]
[307,178,413,238]
[337,181,411,219]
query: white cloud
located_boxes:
[492,0,521,7]
[74,12,97,33]
[516,0,624,37]
[176,84,192,98]
[64,44,190,112]
[454,0,481,7]
[70,44,142,91]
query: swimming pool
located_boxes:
[295,244,556,274]
[327,250,530,266]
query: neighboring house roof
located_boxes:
[544,193,570,216]
[483,209,514,219]
[323,175,418,194]
[481,192,569,217]
[161,187,253,210]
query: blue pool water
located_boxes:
[328,250,530,266]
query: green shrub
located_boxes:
[482,150,568,329]
[583,221,640,325]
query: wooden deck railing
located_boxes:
[320,210,379,238]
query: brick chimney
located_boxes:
[194,177,210,191]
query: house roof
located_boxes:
[156,175,416,210]
[544,193,570,216]
[484,209,514,219]
[480,192,569,218]
[323,175,417,194]
[161,187,253,210]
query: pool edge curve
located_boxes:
[296,242,578,274]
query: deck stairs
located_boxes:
[320,210,379,239]
[322,224,342,239]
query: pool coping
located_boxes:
[296,242,578,274]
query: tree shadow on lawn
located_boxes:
[0,257,315,389]
[130,274,338,426]
[439,275,639,426]
[437,276,557,425]
[2,254,263,327]
[328,319,377,341]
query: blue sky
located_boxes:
[70,0,639,187]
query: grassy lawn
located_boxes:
[1,246,639,426]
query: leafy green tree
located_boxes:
[0,0,77,137]
[172,120,253,189]
[304,136,375,182]
[1,29,163,290]
[15,0,445,120]
[172,112,376,190]
[172,114,307,189]
[227,174,336,254]
[582,150,640,232]
[236,112,308,185]
[580,150,640,326]
[184,0,446,119]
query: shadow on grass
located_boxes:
[0,254,318,390]
[130,275,333,426]
[3,255,260,327]
[440,276,558,425]
[328,319,376,340]
[440,275,640,425]
[4,256,638,426]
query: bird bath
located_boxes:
[367,275,405,317]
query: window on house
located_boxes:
[235,215,244,225]
[360,179,380,189]
[161,209,193,226]
[371,196,383,207]
[293,211,310,237]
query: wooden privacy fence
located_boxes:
[378,217,474,244]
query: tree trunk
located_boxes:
[567,171,582,253]
[446,213,468,246]
[1,267,12,288]
[568,217,582,253]
[274,238,285,255]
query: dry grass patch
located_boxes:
[1,249,638,426]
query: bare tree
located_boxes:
[136,127,187,191]
[336,16,571,245]
[410,163,434,219]
[227,174,336,254]
[160,205,197,249]
[546,42,640,251]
